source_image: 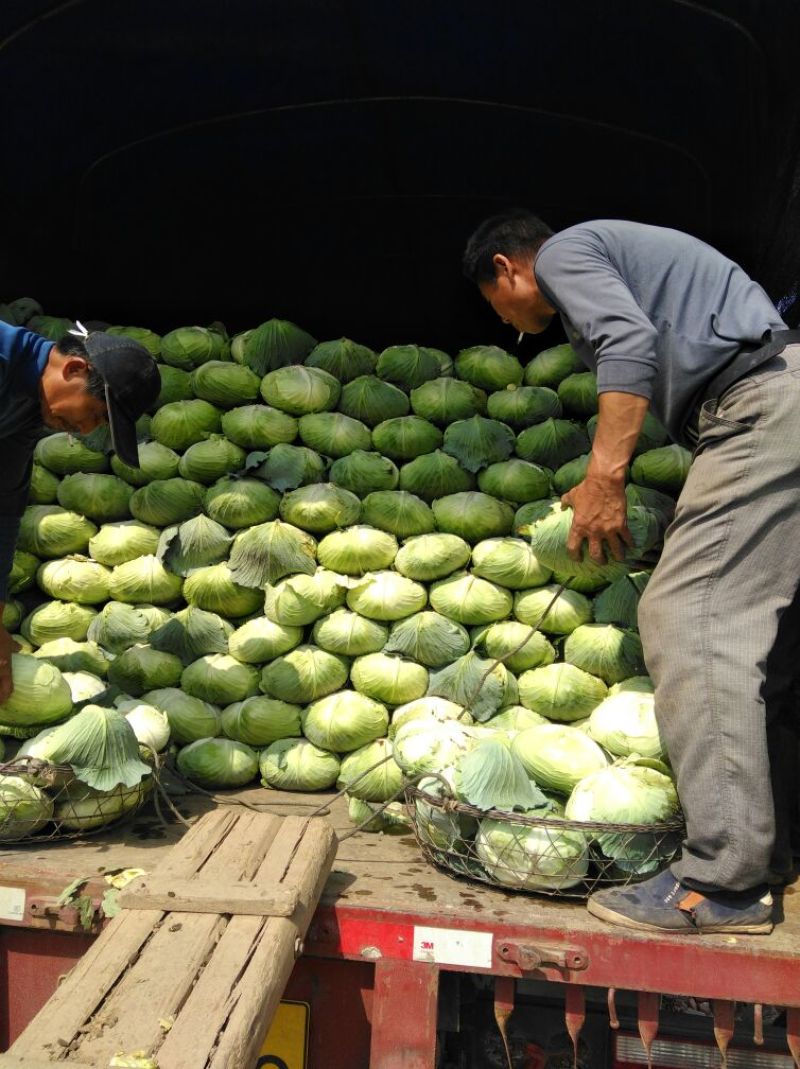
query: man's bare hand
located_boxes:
[0,626,20,704]
[561,476,632,563]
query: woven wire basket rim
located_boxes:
[405,780,686,835]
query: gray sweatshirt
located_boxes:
[533,220,786,442]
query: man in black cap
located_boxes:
[0,319,160,701]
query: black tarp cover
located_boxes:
[2,0,799,348]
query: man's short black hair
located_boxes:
[462,210,554,285]
[56,332,107,402]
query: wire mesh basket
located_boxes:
[405,779,684,899]
[0,758,153,844]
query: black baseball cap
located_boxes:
[82,331,161,468]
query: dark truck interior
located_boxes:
[2,0,799,351]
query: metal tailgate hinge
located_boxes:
[497,940,589,973]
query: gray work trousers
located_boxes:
[638,344,800,891]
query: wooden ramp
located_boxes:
[0,806,338,1069]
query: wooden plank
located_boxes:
[118,875,299,916]
[10,811,252,1060]
[157,818,337,1069]
[10,809,282,1063]
[65,811,269,1065]
[71,912,229,1066]
[10,909,163,1059]
[207,819,339,1069]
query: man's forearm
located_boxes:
[586,391,650,485]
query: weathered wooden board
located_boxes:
[119,875,299,915]
[0,808,337,1068]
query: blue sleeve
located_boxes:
[0,321,55,377]
[534,237,659,399]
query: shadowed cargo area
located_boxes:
[1,1,799,348]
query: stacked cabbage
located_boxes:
[0,305,689,881]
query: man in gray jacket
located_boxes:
[463,211,799,934]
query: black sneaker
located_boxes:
[588,868,774,934]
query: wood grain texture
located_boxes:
[6,809,337,1068]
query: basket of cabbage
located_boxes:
[0,656,161,842]
[403,728,684,898]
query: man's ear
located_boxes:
[61,356,91,382]
[491,253,515,283]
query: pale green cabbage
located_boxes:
[260,645,350,704]
[37,557,111,605]
[302,689,390,751]
[33,638,109,677]
[432,492,514,543]
[476,620,556,674]
[109,555,183,605]
[177,738,259,788]
[429,571,512,625]
[0,775,54,840]
[337,738,404,802]
[183,563,264,616]
[311,609,389,657]
[470,537,552,589]
[107,645,183,696]
[221,696,302,746]
[150,399,221,451]
[0,654,73,726]
[384,611,470,667]
[305,337,377,382]
[522,343,582,387]
[87,603,155,654]
[56,473,133,523]
[203,476,281,529]
[339,374,409,426]
[476,815,588,891]
[563,624,646,685]
[513,585,593,634]
[329,450,400,496]
[371,415,443,461]
[260,364,340,415]
[398,450,474,502]
[129,478,205,527]
[228,616,304,664]
[394,533,471,581]
[21,601,97,647]
[455,345,523,389]
[18,506,97,559]
[259,738,340,791]
[350,652,429,705]
[143,688,221,745]
[317,526,399,575]
[410,377,486,424]
[220,404,298,449]
[442,416,516,473]
[588,691,664,759]
[361,490,435,538]
[296,412,371,458]
[181,654,260,705]
[191,361,261,408]
[512,723,609,794]
[517,662,608,722]
[89,521,161,566]
[346,570,427,620]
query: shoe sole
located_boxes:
[587,898,774,935]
